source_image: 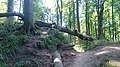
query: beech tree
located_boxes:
[23,0,34,33]
[0,0,95,41]
[97,0,105,39]
[7,0,14,27]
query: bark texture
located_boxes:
[0,13,95,41]
[0,12,24,20]
[35,21,95,41]
[53,50,63,67]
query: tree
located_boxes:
[72,0,75,30]
[112,0,115,41]
[76,0,80,33]
[7,0,14,28]
[60,0,63,26]
[7,0,13,12]
[85,0,90,35]
[97,0,105,39]
[56,0,60,25]
[23,0,34,33]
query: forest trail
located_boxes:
[66,44,120,67]
[22,35,120,67]
[6,34,120,67]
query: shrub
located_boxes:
[0,30,29,63]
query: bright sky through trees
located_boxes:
[43,0,55,9]
[13,0,55,13]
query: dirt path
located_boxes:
[63,44,120,67]
[6,34,120,67]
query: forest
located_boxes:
[0,0,120,67]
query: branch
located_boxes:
[0,12,24,20]
[53,50,63,67]
[35,21,95,41]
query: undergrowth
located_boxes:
[0,26,69,66]
[81,39,108,51]
[0,29,29,65]
[36,28,69,51]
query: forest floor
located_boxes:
[6,35,120,67]
[64,43,120,67]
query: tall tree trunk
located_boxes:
[60,0,63,26]
[85,0,90,35]
[56,0,60,25]
[72,0,76,44]
[90,20,93,36]
[76,0,80,33]
[112,0,115,41]
[7,0,14,28]
[95,21,97,38]
[17,0,22,22]
[23,0,34,33]
[97,0,104,39]
[7,0,13,12]
[108,10,111,40]
[72,0,75,30]
[69,0,72,41]
[76,0,81,44]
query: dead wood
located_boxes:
[35,21,95,41]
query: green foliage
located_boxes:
[81,40,108,51]
[0,29,11,38]
[15,61,31,67]
[36,29,69,51]
[33,0,51,21]
[0,63,8,67]
[0,0,7,12]
[36,41,46,49]
[0,29,29,64]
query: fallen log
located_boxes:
[35,21,95,41]
[61,44,74,50]
[57,44,74,50]
[0,12,95,41]
[0,12,24,20]
[53,50,63,67]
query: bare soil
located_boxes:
[63,43,120,67]
[6,35,120,67]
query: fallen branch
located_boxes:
[52,50,63,67]
[35,21,95,41]
[61,44,74,50]
[0,12,95,41]
[0,12,24,20]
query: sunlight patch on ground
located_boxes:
[95,46,120,56]
[95,50,110,55]
[106,60,120,67]
[73,45,85,52]
[101,46,120,51]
